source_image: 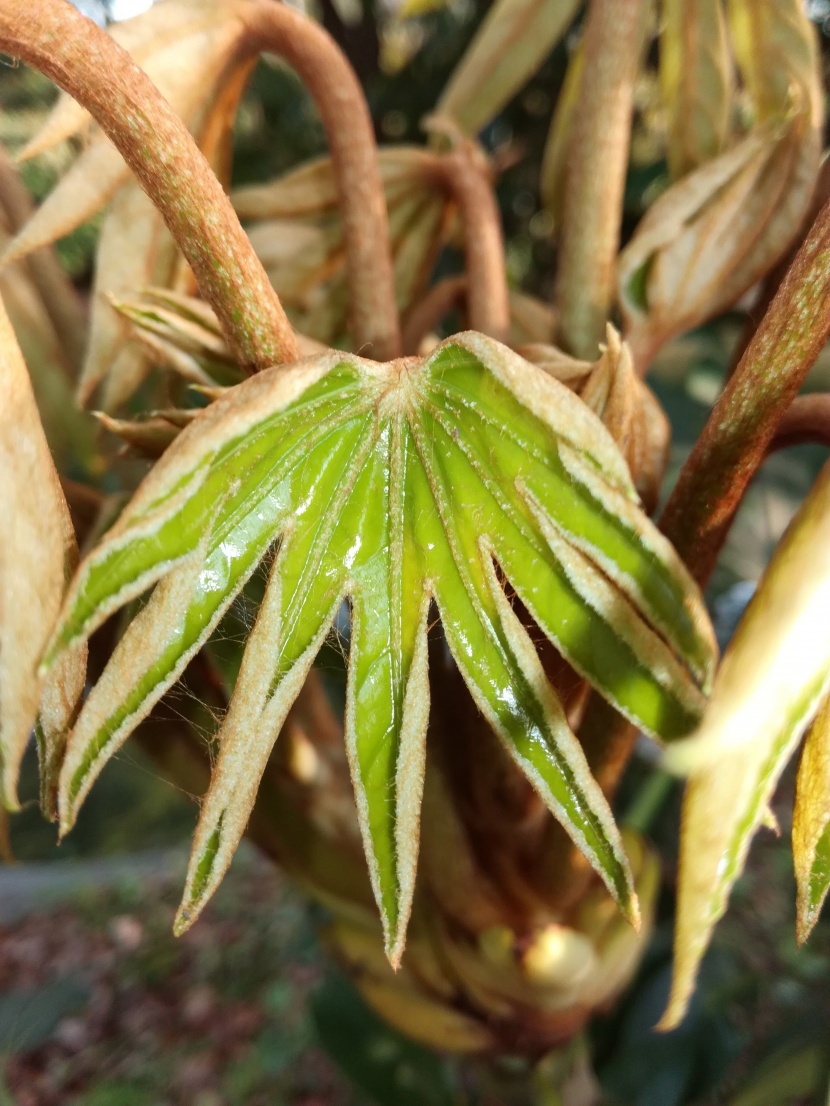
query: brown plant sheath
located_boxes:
[0,0,301,371]
[661,196,830,586]
[553,0,644,359]
[241,1,401,360]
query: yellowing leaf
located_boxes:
[662,460,830,1028]
[44,334,715,961]
[660,0,733,180]
[727,0,822,123]
[436,0,582,136]
[793,693,830,944]
[0,291,86,813]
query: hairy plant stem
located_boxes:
[661,195,830,586]
[419,132,510,341]
[769,394,830,453]
[438,147,510,341]
[240,0,400,359]
[401,275,468,354]
[0,0,300,371]
[0,146,88,374]
[553,0,644,359]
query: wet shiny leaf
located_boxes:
[44,334,714,959]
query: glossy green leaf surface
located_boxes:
[44,333,715,960]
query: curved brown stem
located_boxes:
[241,0,400,360]
[553,0,645,359]
[444,148,509,341]
[661,195,830,587]
[769,393,830,453]
[401,275,468,354]
[420,132,510,342]
[0,0,300,372]
[0,144,88,374]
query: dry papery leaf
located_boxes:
[661,459,830,1028]
[3,0,257,408]
[0,292,86,815]
[520,327,669,510]
[112,288,324,391]
[620,0,822,370]
[234,147,453,349]
[0,175,93,470]
[660,0,733,180]
[793,694,830,945]
[436,0,582,137]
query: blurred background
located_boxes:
[2,1,830,1102]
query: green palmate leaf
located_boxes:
[44,334,714,961]
[662,460,830,1029]
[793,693,830,944]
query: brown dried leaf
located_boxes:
[580,329,669,511]
[660,0,733,179]
[78,182,184,410]
[0,292,86,812]
[620,119,821,369]
[238,149,454,347]
[727,0,821,123]
[620,0,822,369]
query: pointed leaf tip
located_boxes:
[794,694,830,945]
[46,334,713,955]
[664,461,830,1026]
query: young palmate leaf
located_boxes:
[793,694,830,945]
[662,460,830,1029]
[43,333,714,962]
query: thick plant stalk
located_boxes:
[240,1,401,359]
[0,0,301,371]
[553,0,644,359]
[0,146,87,374]
[661,196,830,584]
